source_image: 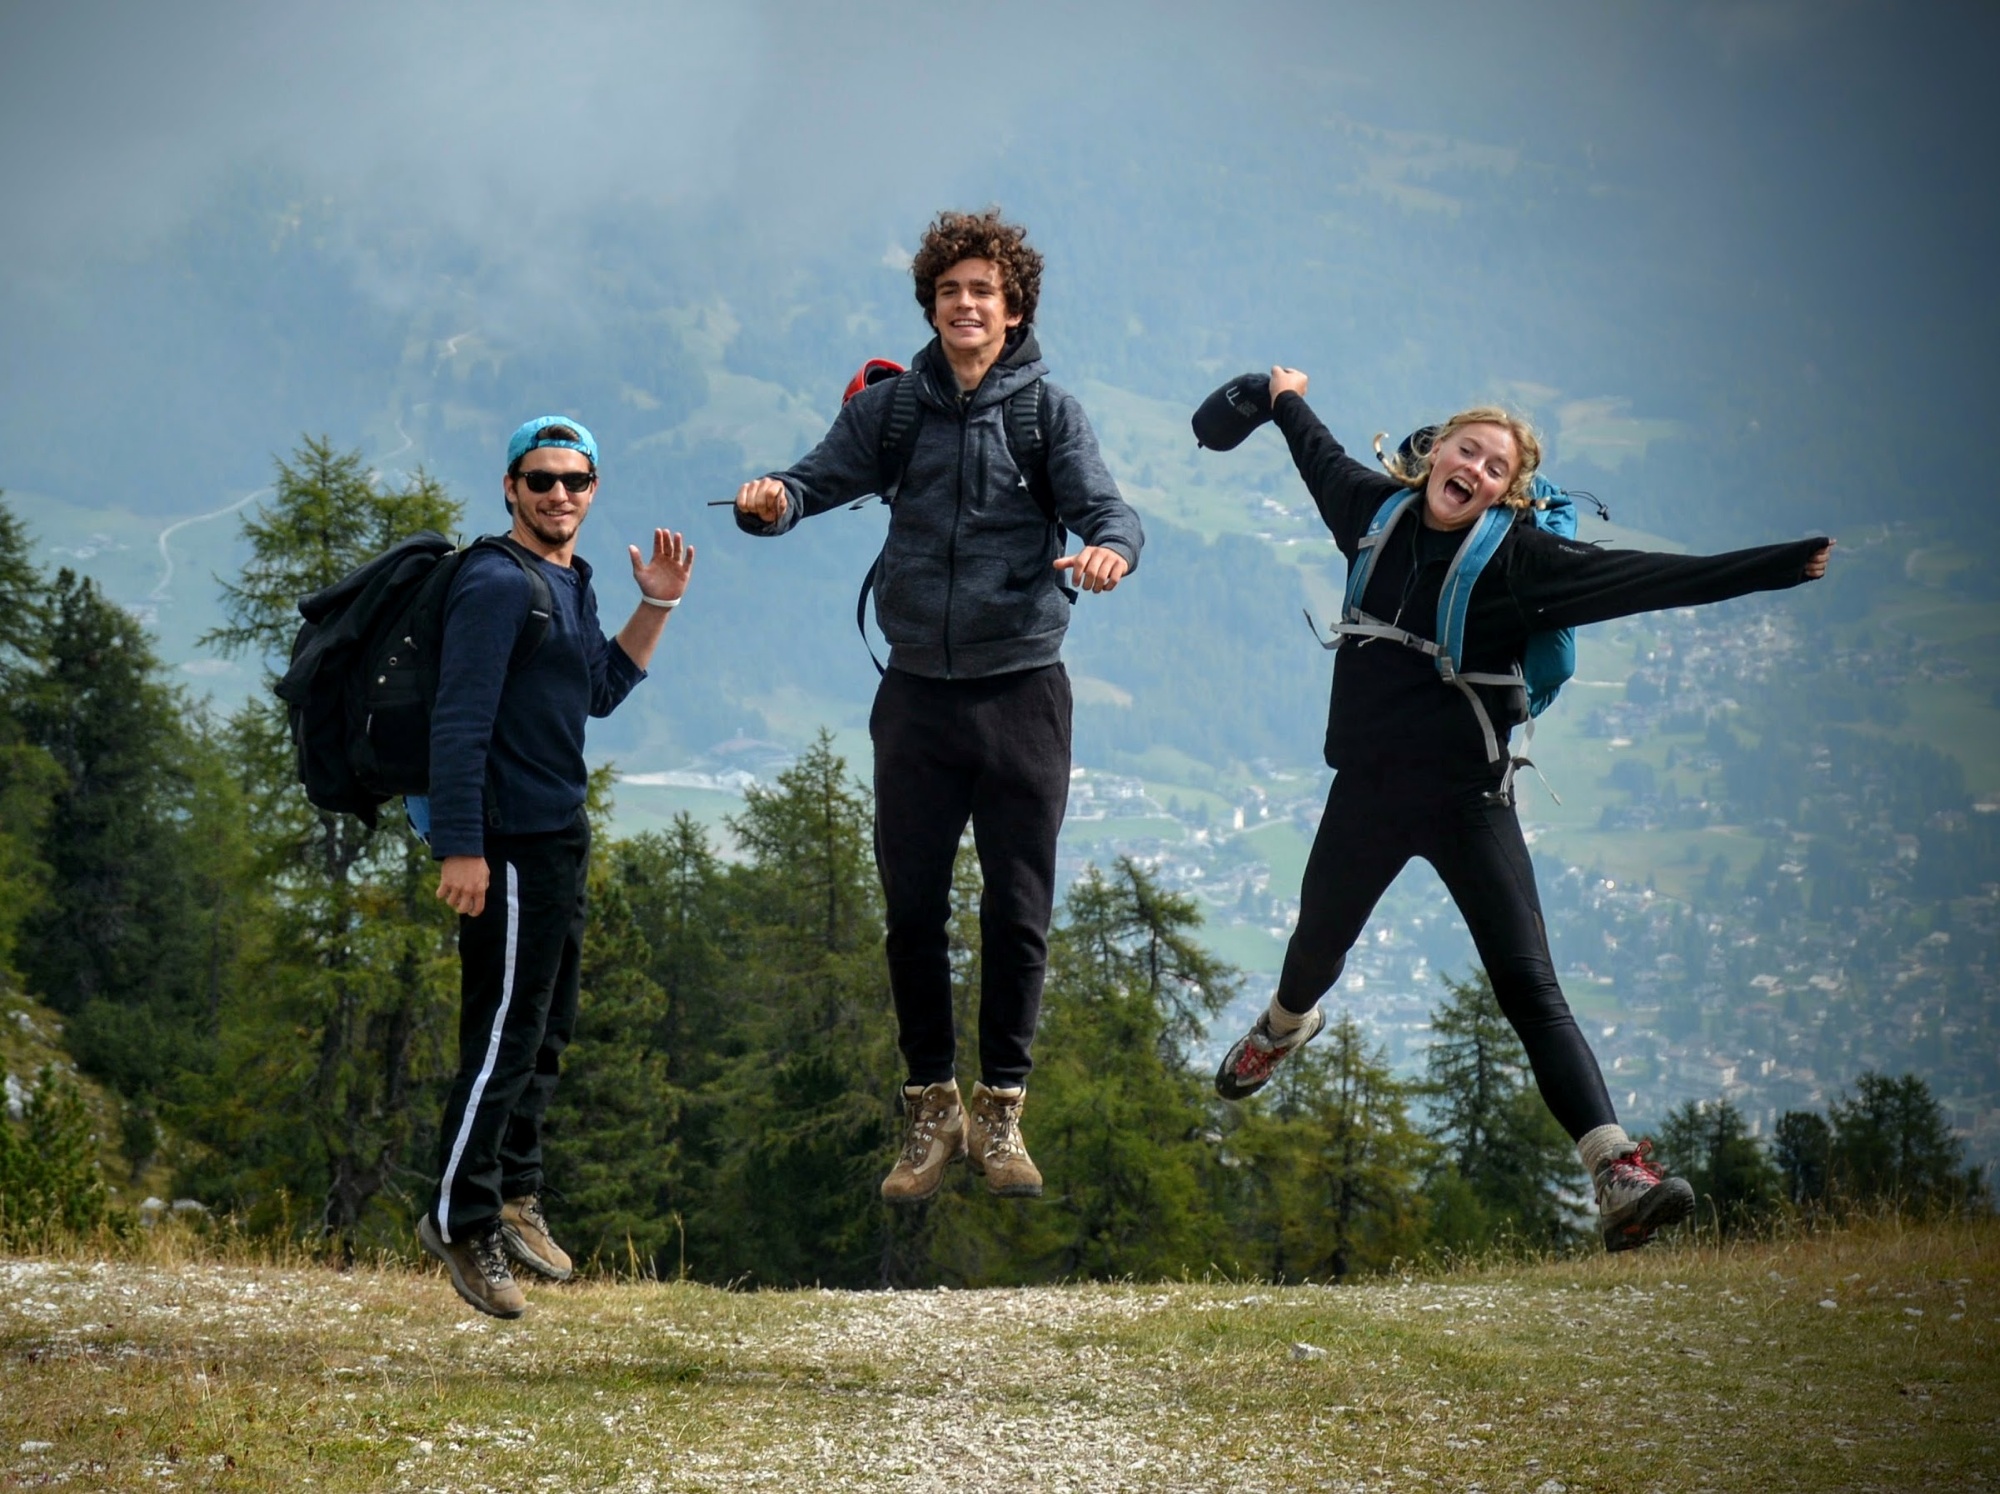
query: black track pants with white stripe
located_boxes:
[430,811,590,1244]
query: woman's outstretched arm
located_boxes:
[1501,528,1832,633]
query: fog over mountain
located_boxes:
[6,0,1993,506]
[3,0,1996,767]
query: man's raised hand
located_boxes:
[629,527,695,603]
[735,478,789,524]
[1054,546,1129,594]
[1269,366,1309,404]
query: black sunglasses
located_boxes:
[515,469,597,494]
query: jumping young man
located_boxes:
[417,416,694,1316]
[733,209,1144,1204]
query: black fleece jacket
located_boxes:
[1274,392,1828,781]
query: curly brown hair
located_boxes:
[911,209,1043,329]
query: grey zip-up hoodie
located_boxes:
[739,330,1144,679]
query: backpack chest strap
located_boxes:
[1326,614,1443,657]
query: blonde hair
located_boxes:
[1373,407,1544,510]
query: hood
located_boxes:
[911,326,1046,413]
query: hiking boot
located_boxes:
[500,1194,573,1282]
[1215,1005,1326,1101]
[880,1080,966,1205]
[1595,1140,1696,1252]
[967,1082,1043,1198]
[417,1213,526,1318]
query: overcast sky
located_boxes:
[7,1,1991,279]
[4,0,1994,511]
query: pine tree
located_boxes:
[0,1067,109,1245]
[614,814,727,1091]
[1229,1013,1431,1280]
[1827,1071,1978,1213]
[190,439,463,1257]
[682,733,902,1287]
[932,860,1234,1284]
[1774,1108,1832,1210]
[13,567,231,1107]
[1656,1099,1783,1234]
[541,781,679,1272]
[1420,970,1584,1251]
[0,494,57,986]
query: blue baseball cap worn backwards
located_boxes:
[507,415,598,469]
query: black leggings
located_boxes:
[1276,771,1616,1141]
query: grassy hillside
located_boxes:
[3,1221,1992,1491]
[0,987,170,1211]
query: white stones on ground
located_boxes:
[1291,1342,1327,1361]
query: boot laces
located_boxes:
[1231,1017,1290,1083]
[516,1195,550,1235]
[979,1095,1027,1161]
[472,1226,517,1287]
[899,1093,952,1166]
[1610,1139,1666,1187]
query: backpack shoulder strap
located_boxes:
[1434,506,1517,676]
[858,372,926,674]
[1002,377,1074,603]
[1001,378,1055,522]
[1341,489,1421,620]
[855,556,887,677]
[471,534,555,666]
[875,370,924,503]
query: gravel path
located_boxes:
[3,1231,1996,1492]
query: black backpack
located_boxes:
[274,532,553,826]
[855,370,1062,671]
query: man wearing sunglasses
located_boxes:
[417,415,695,1318]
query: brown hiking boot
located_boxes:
[881,1080,966,1204]
[418,1213,526,1319]
[967,1082,1043,1198]
[500,1194,573,1282]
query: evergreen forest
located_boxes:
[0,445,1983,1282]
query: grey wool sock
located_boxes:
[1264,997,1314,1040]
[1577,1123,1635,1178]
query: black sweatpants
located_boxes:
[870,664,1072,1088]
[1276,771,1617,1141]
[430,811,590,1244]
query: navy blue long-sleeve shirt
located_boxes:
[428,545,645,858]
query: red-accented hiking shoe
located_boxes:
[1595,1140,1696,1252]
[1214,1005,1326,1101]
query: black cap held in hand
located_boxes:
[1192,372,1272,451]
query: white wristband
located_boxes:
[640,594,682,610]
